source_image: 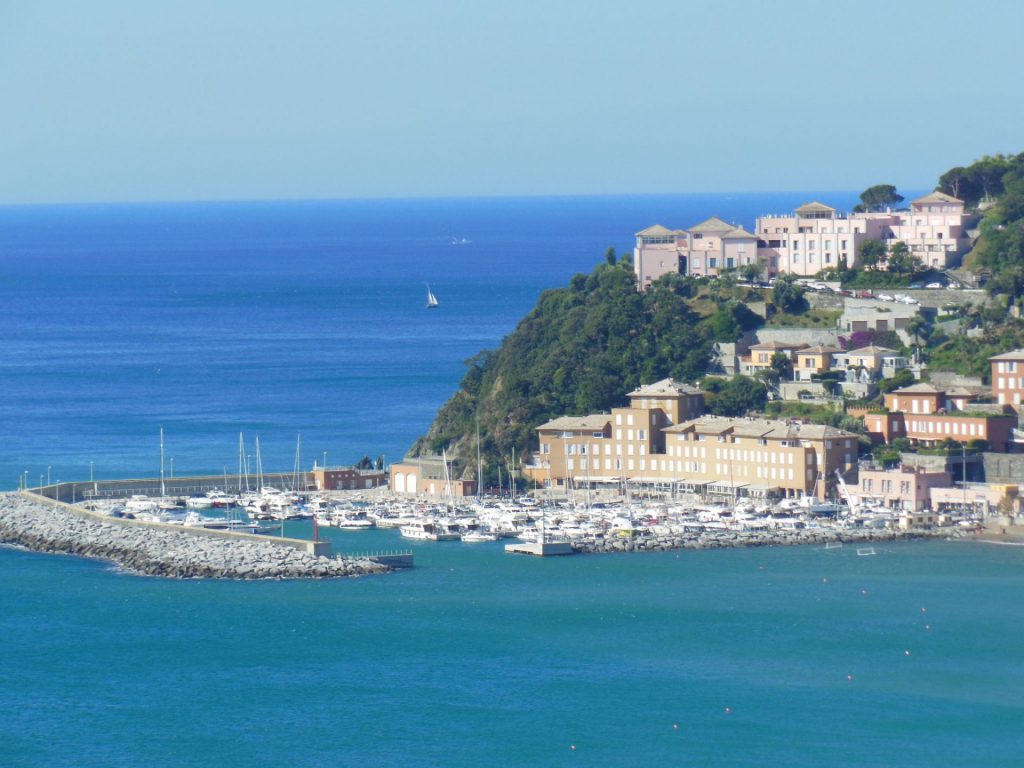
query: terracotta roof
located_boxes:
[913,190,963,205]
[663,415,856,440]
[843,345,899,357]
[989,348,1024,361]
[628,378,702,398]
[892,382,945,394]
[688,216,736,234]
[750,340,808,351]
[537,415,611,432]
[798,344,841,355]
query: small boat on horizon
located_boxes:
[426,284,439,309]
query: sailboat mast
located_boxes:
[238,432,246,493]
[255,436,264,492]
[476,419,482,498]
[159,427,166,497]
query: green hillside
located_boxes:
[408,254,761,482]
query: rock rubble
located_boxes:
[0,493,389,580]
[570,526,953,554]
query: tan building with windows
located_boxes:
[744,340,807,372]
[525,380,858,499]
[991,348,1024,413]
[795,344,840,381]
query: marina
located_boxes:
[7,469,988,577]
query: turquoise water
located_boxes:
[3,194,1020,766]
[3,532,1022,767]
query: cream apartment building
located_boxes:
[526,380,858,499]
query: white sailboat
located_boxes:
[426,284,439,309]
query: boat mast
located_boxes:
[238,432,246,493]
[255,436,264,492]
[159,427,166,497]
[476,419,482,498]
[292,433,302,493]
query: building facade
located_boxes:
[525,380,857,499]
[857,465,952,511]
[991,348,1024,412]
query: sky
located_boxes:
[1,0,1022,204]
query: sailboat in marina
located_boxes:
[426,284,439,309]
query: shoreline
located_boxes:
[0,493,389,580]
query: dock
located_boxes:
[504,541,576,557]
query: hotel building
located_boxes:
[633,192,975,289]
[526,379,857,499]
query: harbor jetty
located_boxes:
[0,493,389,580]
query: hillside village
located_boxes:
[395,156,1024,526]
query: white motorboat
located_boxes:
[400,521,461,541]
[461,531,498,543]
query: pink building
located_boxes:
[858,465,952,511]
[684,217,761,278]
[634,191,975,290]
[884,191,973,269]
[633,225,687,291]
[634,217,763,286]
[990,348,1024,413]
[755,201,891,277]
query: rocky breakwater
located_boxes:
[571,526,946,554]
[0,493,389,579]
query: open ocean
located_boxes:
[2,194,1022,767]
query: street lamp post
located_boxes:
[323,451,328,470]
[47,466,51,485]
[89,461,94,482]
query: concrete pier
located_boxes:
[505,541,576,556]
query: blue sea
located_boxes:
[2,193,1021,767]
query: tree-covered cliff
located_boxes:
[409,253,762,482]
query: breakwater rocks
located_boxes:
[570,527,947,554]
[0,494,389,580]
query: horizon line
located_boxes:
[0,186,938,210]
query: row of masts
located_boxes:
[158,429,306,495]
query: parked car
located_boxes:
[925,282,944,289]
[877,294,894,302]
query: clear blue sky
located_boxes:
[2,0,1022,204]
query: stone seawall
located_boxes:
[0,494,388,580]
[571,526,948,554]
